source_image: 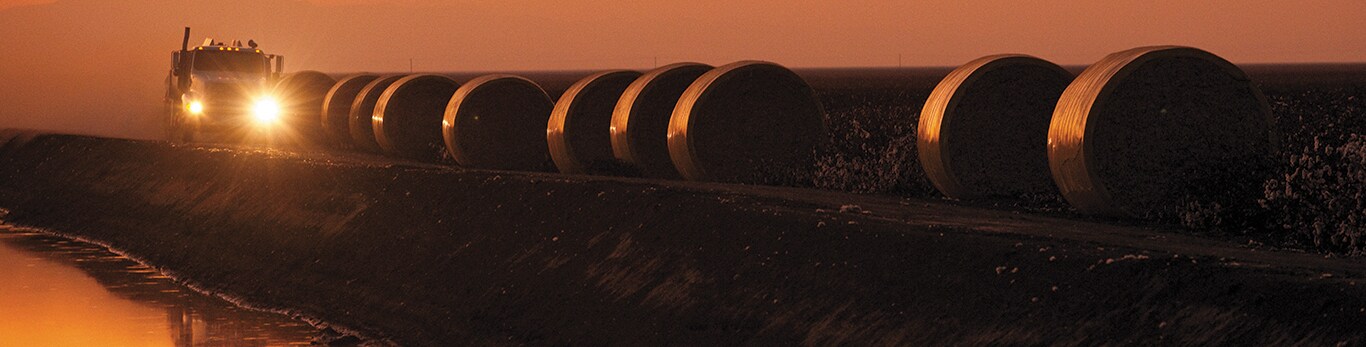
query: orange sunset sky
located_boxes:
[0,0,1363,138]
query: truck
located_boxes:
[164,27,285,142]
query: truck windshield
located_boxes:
[193,51,268,74]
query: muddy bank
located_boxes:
[0,134,1364,345]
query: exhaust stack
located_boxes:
[181,27,190,52]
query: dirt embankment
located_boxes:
[0,134,1364,346]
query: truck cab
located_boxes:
[165,28,285,142]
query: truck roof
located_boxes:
[192,45,265,54]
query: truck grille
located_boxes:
[201,82,253,111]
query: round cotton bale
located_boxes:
[273,71,336,145]
[373,74,461,162]
[321,74,379,148]
[1048,46,1275,218]
[918,55,1073,200]
[443,74,555,171]
[547,70,642,174]
[668,61,825,184]
[348,75,405,152]
[611,63,714,179]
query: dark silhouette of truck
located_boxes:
[164,27,285,142]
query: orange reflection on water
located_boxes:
[0,229,318,347]
[0,236,171,346]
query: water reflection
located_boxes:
[0,226,321,346]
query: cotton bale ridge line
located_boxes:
[348,75,405,152]
[611,63,714,179]
[918,55,1072,200]
[547,70,642,174]
[668,61,825,184]
[1048,46,1276,218]
[321,74,380,149]
[374,74,460,162]
[443,74,555,171]
[273,71,336,146]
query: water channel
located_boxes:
[0,225,328,346]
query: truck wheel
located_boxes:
[179,123,197,143]
[164,104,183,143]
[169,111,196,143]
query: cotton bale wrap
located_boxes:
[611,63,714,179]
[547,70,642,174]
[348,75,405,152]
[443,74,554,171]
[918,55,1072,200]
[1048,46,1275,218]
[373,75,460,162]
[668,61,825,184]
[321,74,379,148]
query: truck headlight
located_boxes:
[187,100,205,115]
[252,97,281,125]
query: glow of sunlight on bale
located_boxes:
[373,74,461,162]
[322,74,380,149]
[668,61,825,184]
[611,63,714,179]
[348,75,406,152]
[547,70,642,175]
[1047,46,1276,218]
